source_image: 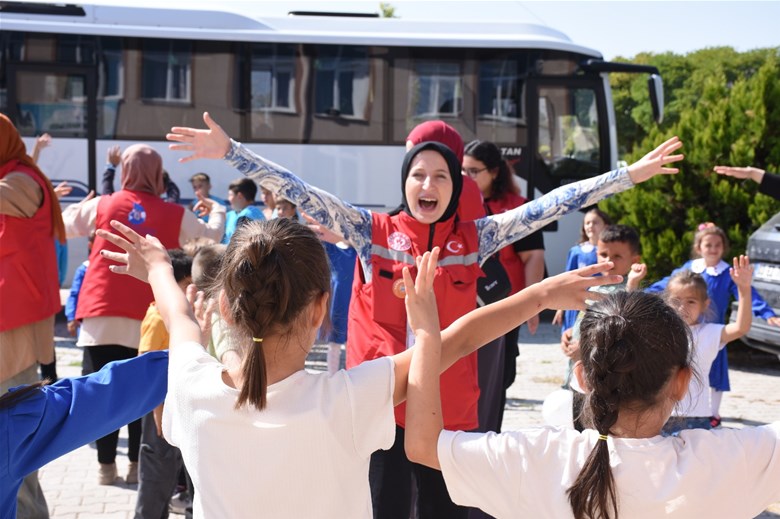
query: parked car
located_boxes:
[729,211,780,360]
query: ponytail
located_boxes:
[568,292,691,519]
[218,218,331,411]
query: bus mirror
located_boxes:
[648,74,664,124]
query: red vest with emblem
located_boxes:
[76,190,183,321]
[0,162,61,332]
[485,192,528,294]
[347,211,484,430]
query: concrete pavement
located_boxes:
[37,321,780,517]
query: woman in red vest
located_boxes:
[62,144,225,485]
[168,112,683,518]
[0,113,63,519]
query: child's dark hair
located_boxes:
[579,208,612,244]
[568,291,691,519]
[691,222,729,259]
[192,244,226,298]
[169,249,193,284]
[464,140,519,196]
[218,218,331,411]
[599,224,641,256]
[228,177,257,202]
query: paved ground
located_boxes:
[38,320,780,518]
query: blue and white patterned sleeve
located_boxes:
[475,168,634,263]
[225,140,374,264]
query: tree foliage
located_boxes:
[600,47,780,281]
[379,2,397,18]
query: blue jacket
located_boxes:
[0,351,168,518]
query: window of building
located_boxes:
[141,39,191,102]
[314,45,370,119]
[250,43,296,112]
[410,61,462,118]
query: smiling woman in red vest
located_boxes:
[62,144,225,486]
[167,112,683,518]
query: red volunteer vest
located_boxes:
[0,162,61,332]
[76,190,183,321]
[347,211,484,430]
[485,193,529,294]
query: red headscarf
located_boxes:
[0,114,66,244]
[406,120,464,163]
[120,144,165,196]
[405,121,485,222]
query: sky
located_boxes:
[247,0,780,60]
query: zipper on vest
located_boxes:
[427,223,435,252]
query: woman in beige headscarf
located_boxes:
[0,114,64,519]
[62,144,226,485]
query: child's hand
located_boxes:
[403,247,441,339]
[626,263,647,291]
[627,136,684,184]
[729,255,753,290]
[539,262,623,311]
[35,133,52,150]
[53,181,72,200]
[193,195,220,217]
[107,145,121,167]
[66,320,78,336]
[97,220,170,283]
[560,329,580,360]
[551,309,563,326]
[186,284,216,346]
[167,112,231,163]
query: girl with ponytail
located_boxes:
[99,217,618,516]
[406,290,780,518]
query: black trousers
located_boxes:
[82,344,142,464]
[370,425,470,519]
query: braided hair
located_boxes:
[217,218,331,411]
[567,291,691,519]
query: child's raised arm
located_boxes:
[722,255,754,344]
[97,220,202,347]
[404,261,622,469]
[391,247,441,405]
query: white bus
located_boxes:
[0,1,663,283]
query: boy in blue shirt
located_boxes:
[222,177,265,244]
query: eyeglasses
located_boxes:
[462,167,488,178]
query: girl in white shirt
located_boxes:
[662,257,752,433]
[96,217,619,517]
[405,284,780,519]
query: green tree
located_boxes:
[379,2,396,18]
[601,48,780,282]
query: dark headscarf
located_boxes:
[399,141,463,224]
[0,114,66,243]
[120,144,165,195]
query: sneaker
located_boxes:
[98,463,120,486]
[709,415,722,428]
[125,461,139,485]
[169,491,192,515]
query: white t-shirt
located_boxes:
[438,425,780,518]
[675,322,726,418]
[163,342,396,518]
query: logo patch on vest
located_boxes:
[392,278,407,299]
[446,240,464,254]
[388,231,412,252]
[128,203,147,225]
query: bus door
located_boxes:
[524,76,611,205]
[7,63,98,192]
